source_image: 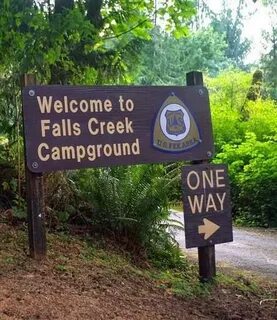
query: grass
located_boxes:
[215,272,260,294]
[149,268,212,297]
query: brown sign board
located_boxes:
[182,164,233,248]
[22,85,214,173]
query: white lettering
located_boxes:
[188,195,203,214]
[216,192,226,211]
[37,96,52,113]
[187,171,200,190]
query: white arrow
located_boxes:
[198,218,220,240]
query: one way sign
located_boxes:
[182,164,233,248]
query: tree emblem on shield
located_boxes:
[165,109,186,136]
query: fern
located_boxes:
[74,165,171,247]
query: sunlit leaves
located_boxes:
[0,0,196,85]
[210,69,277,227]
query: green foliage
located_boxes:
[242,99,277,141]
[71,164,188,269]
[0,135,9,163]
[209,70,277,227]
[146,212,185,269]
[215,133,277,227]
[44,172,80,227]
[260,1,277,98]
[215,272,259,294]
[150,267,211,297]
[74,165,171,247]
[0,0,196,237]
[207,69,252,111]
[207,70,277,147]
[0,74,22,141]
[0,0,196,85]
[207,69,252,150]
[0,0,195,208]
[190,1,251,69]
[166,70,277,227]
[136,27,228,85]
[0,0,196,139]
[164,162,187,202]
[11,195,27,220]
[0,136,22,211]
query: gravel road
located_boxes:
[170,211,277,279]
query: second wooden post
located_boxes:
[186,71,216,282]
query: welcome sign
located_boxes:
[22,85,214,172]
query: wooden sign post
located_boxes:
[185,71,233,282]
[186,71,216,282]
[21,75,46,259]
[182,163,233,281]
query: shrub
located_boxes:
[242,99,277,142]
[215,133,277,227]
[207,69,252,151]
[44,172,80,228]
[207,69,252,111]
[74,165,171,248]
[207,70,277,227]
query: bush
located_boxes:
[207,69,252,151]
[74,165,171,248]
[242,99,277,142]
[215,133,277,227]
[206,70,277,227]
[207,69,252,112]
[0,135,24,212]
[44,172,81,228]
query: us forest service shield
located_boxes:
[153,95,200,152]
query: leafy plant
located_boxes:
[12,195,27,220]
[74,165,171,248]
[215,133,277,227]
[44,172,80,227]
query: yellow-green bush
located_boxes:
[207,69,251,151]
[208,70,277,227]
[215,133,277,227]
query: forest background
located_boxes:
[0,0,276,264]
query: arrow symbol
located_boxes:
[198,218,220,240]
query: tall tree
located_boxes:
[261,28,277,98]
[210,0,251,68]
[136,27,228,85]
[260,0,277,98]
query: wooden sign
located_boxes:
[22,85,214,172]
[182,164,233,248]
